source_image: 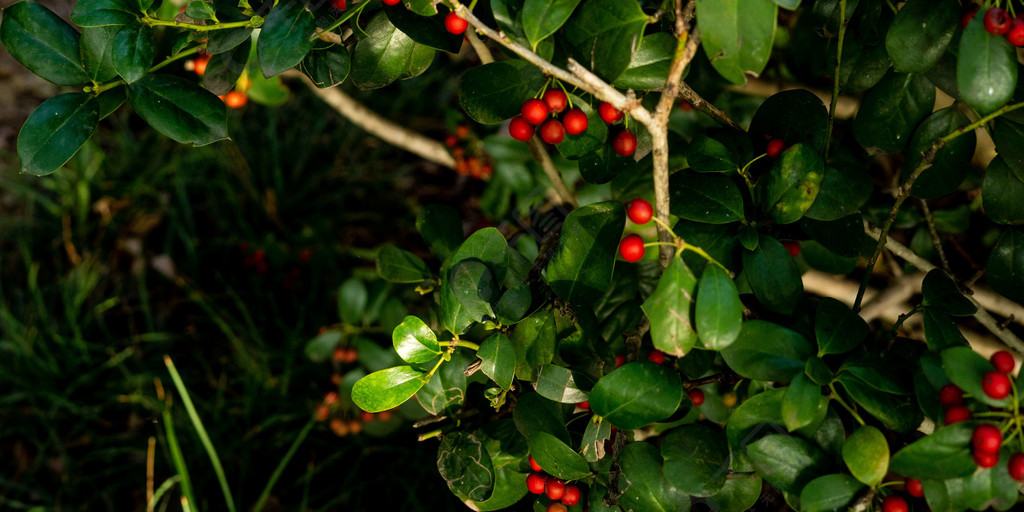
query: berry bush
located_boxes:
[8,0,1024,510]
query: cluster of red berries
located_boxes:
[332,344,359,364]
[316,390,396,435]
[508,89,589,145]
[446,125,494,179]
[617,198,653,262]
[597,102,637,157]
[526,456,582,510]
[979,7,1024,46]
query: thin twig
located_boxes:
[526,138,578,207]
[918,198,951,272]
[677,81,742,130]
[824,0,847,158]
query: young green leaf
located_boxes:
[527,432,590,480]
[642,258,699,357]
[842,426,889,486]
[376,245,431,283]
[392,315,441,364]
[478,334,515,390]
[351,365,428,412]
[696,264,743,350]
[17,93,98,176]
[798,474,864,512]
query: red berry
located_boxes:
[1008,18,1024,46]
[545,478,566,501]
[526,472,547,494]
[688,388,705,406]
[561,485,581,506]
[444,12,468,34]
[577,401,590,410]
[314,403,330,422]
[542,89,568,113]
[647,349,665,364]
[974,449,999,468]
[612,130,637,157]
[224,90,248,109]
[938,383,964,408]
[962,9,978,29]
[529,455,542,472]
[1009,453,1024,481]
[521,99,549,125]
[945,406,972,425]
[982,371,1012,399]
[991,350,1016,374]
[973,423,1003,454]
[626,198,653,224]
[905,478,923,498]
[619,234,645,262]
[985,8,1011,35]
[766,138,786,158]
[782,241,801,257]
[330,0,346,9]
[546,503,567,512]
[381,0,400,4]
[323,391,339,405]
[882,495,908,512]
[298,249,313,262]
[509,116,534,141]
[360,410,375,423]
[615,354,625,367]
[679,100,693,111]
[562,108,589,135]
[539,119,565,145]
[598,101,623,123]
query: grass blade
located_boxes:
[252,417,316,512]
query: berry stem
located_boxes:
[680,242,732,275]
[85,45,203,95]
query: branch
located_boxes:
[677,81,742,130]
[285,71,456,169]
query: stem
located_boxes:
[312,1,370,41]
[829,383,866,426]
[453,340,480,351]
[681,242,731,274]
[527,137,578,207]
[144,18,254,31]
[252,418,316,512]
[86,46,202,95]
[918,199,951,272]
[824,0,847,158]
[887,305,922,339]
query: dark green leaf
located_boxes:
[992,119,1024,177]
[726,388,785,449]
[742,235,803,315]
[17,93,98,176]
[203,38,249,95]
[798,474,864,512]
[207,28,252,55]
[782,372,826,432]
[904,106,974,199]
[494,285,530,325]
[836,373,921,433]
[338,278,367,324]
[376,245,431,283]
[351,12,434,89]
[471,468,527,512]
[747,434,829,494]
[510,309,556,381]
[417,204,463,260]
[304,330,342,362]
[446,259,498,322]
[669,170,745,224]
[555,93,609,159]
[392,315,441,364]
[922,269,977,316]
[942,346,1011,408]
[522,0,581,48]
[884,0,958,73]
[417,350,468,415]
[459,60,546,125]
[961,449,1019,511]
[697,0,777,84]
[613,32,678,90]
[385,5,463,53]
[1,1,90,85]
[578,143,638,183]
[835,31,891,93]
[112,22,154,83]
[352,365,427,412]
[589,361,684,430]
[759,143,825,224]
[988,228,1024,304]
[688,135,738,173]
[958,13,1017,114]
[437,431,495,501]
[889,423,975,479]
[184,1,217,20]
[619,441,692,512]
[80,26,119,82]
[71,0,137,27]
[257,1,316,78]
[815,297,868,355]
[804,163,873,221]
[853,71,935,153]
[299,44,350,88]
[983,157,1024,225]
[696,264,743,350]
[127,74,228,146]
[96,87,126,120]
[722,320,814,381]
[478,333,515,390]
[749,90,828,155]
[842,426,889,486]
[527,432,590,480]
[563,0,648,81]
[581,419,612,462]
[705,472,763,512]
[512,392,570,444]
[642,258,699,357]
[535,364,589,403]
[545,201,626,305]
[662,423,730,497]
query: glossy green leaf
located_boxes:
[416,350,468,415]
[207,28,252,55]
[392,316,441,364]
[727,387,824,450]
[983,157,1024,225]
[695,264,743,350]
[923,308,969,350]
[722,321,814,381]
[589,361,684,430]
[376,245,431,283]
[555,93,609,159]
[836,373,920,433]
[760,143,825,224]
[834,30,891,93]
[562,0,647,81]
[527,432,590,480]
[746,434,829,494]
[705,471,763,512]
[804,162,872,221]
[80,26,119,83]
[437,431,495,501]
[535,365,589,404]
[958,13,1017,114]
[352,365,428,412]
[742,235,803,315]
[494,285,530,325]
[257,1,315,78]
[581,418,612,462]
[613,32,678,90]
[662,424,730,497]
[697,0,777,84]
[71,0,137,27]
[889,423,975,479]
[842,426,889,486]
[545,201,625,305]
[459,60,546,125]
[961,449,1019,511]
[815,297,868,355]
[510,309,556,381]
[351,12,434,88]
[447,228,510,285]
[184,1,216,20]
[619,441,692,512]
[669,170,745,224]
[471,467,527,512]
[447,259,499,321]
[782,372,826,432]
[299,44,350,89]
[942,346,1011,408]
[904,107,975,199]
[853,71,935,153]
[749,90,828,154]
[522,0,581,48]
[799,474,864,512]
[127,74,227,146]
[884,0,958,73]
[642,258,698,357]
[989,228,1024,303]
[384,6,463,53]
[512,392,570,444]
[1,1,90,85]
[203,38,249,95]
[16,93,98,176]
[478,334,515,390]
[688,135,738,173]
[578,144,639,183]
[922,269,976,316]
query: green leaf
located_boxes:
[437,431,495,501]
[958,13,1018,114]
[298,44,351,88]
[746,434,829,494]
[385,5,463,53]
[922,478,969,512]
[535,364,589,404]
[417,350,468,415]
[16,93,98,176]
[494,285,531,324]
[904,107,975,199]
[989,228,1024,304]
[527,432,590,480]
[641,258,698,357]
[512,392,570,444]
[613,33,679,90]
[417,204,463,260]
[257,1,316,78]
[589,361,684,430]
[798,474,864,512]
[805,356,833,385]
[303,330,342,362]
[942,346,1011,408]
[459,60,546,125]
[337,278,367,324]
[961,449,1019,511]
[774,0,800,8]
[842,426,889,487]
[184,0,217,20]
[545,201,626,306]
[351,365,428,412]
[392,316,441,364]
[922,269,976,316]
[555,93,609,159]
[522,0,581,48]
[726,388,785,449]
[446,259,499,322]
[578,144,639,184]
[884,0,958,73]
[983,157,1024,225]
[471,465,528,512]
[619,442,692,512]
[759,143,825,224]
[376,245,431,283]
[203,38,249,95]
[836,373,921,433]
[351,12,434,89]
[447,227,510,285]
[834,27,891,93]
[510,309,556,381]
[1,1,90,85]
[815,297,868,355]
[127,74,228,146]
[749,90,829,155]
[581,419,611,462]
[782,372,826,432]
[923,308,969,350]
[80,26,119,82]
[889,423,975,479]
[722,320,814,382]
[71,0,138,27]
[478,334,515,390]
[696,0,777,84]
[563,0,648,81]
[695,264,743,350]
[669,169,745,224]
[992,119,1024,176]
[705,471,763,512]
[742,235,803,315]
[688,135,738,173]
[662,424,731,497]
[853,71,935,153]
